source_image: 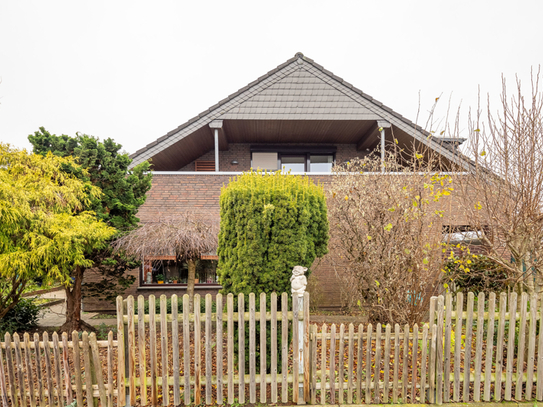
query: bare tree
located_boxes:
[328,144,454,325]
[113,214,219,310]
[455,68,543,294]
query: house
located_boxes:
[83,52,472,311]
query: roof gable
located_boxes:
[130,52,468,171]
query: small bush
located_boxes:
[0,297,41,335]
[443,254,511,296]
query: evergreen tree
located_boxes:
[0,143,115,320]
[218,172,328,373]
[29,127,152,331]
[218,171,329,296]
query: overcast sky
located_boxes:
[1,1,542,155]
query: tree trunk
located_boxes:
[187,259,196,313]
[60,266,94,333]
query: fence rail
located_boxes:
[1,290,543,406]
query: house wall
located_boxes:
[83,142,472,311]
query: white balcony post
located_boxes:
[209,120,223,172]
[377,120,391,173]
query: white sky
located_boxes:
[1,1,542,155]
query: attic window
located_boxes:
[251,146,336,173]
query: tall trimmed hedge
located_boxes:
[218,171,329,296]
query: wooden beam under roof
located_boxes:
[356,122,380,151]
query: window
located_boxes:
[309,155,334,172]
[281,155,306,172]
[141,258,219,286]
[252,152,278,171]
[251,146,336,173]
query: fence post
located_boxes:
[291,266,308,405]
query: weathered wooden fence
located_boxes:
[0,330,116,407]
[1,290,543,406]
[310,291,543,405]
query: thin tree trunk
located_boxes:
[187,259,196,313]
[60,265,93,333]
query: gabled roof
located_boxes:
[130,52,468,170]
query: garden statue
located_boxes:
[290,265,307,297]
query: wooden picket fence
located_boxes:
[1,290,543,406]
[0,330,117,407]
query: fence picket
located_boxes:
[172,295,180,407]
[160,295,169,406]
[303,291,310,404]
[365,323,372,404]
[281,292,288,403]
[515,292,528,400]
[70,332,82,407]
[419,324,429,403]
[347,323,354,404]
[453,292,463,402]
[429,324,436,404]
[392,324,399,404]
[149,295,157,405]
[473,292,485,401]
[216,293,224,405]
[526,294,537,400]
[270,292,277,404]
[183,294,191,406]
[13,334,26,407]
[537,293,543,401]
[108,331,114,407]
[329,324,336,404]
[356,324,363,404]
[310,324,317,405]
[138,295,148,406]
[206,294,212,405]
[61,333,72,406]
[338,324,344,404]
[383,324,391,403]
[0,335,8,407]
[411,324,418,403]
[321,324,327,405]
[444,293,452,403]
[505,292,518,400]
[249,293,256,403]
[5,334,17,407]
[436,296,444,405]
[495,292,507,401]
[194,293,202,405]
[227,294,234,405]
[238,293,246,404]
[402,324,409,402]
[483,292,496,402]
[374,324,382,404]
[52,333,62,407]
[463,292,475,402]
[33,333,45,407]
[42,332,54,407]
[23,334,35,407]
[90,333,107,407]
[82,332,93,406]
[260,293,267,404]
[127,296,136,406]
[116,296,125,407]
